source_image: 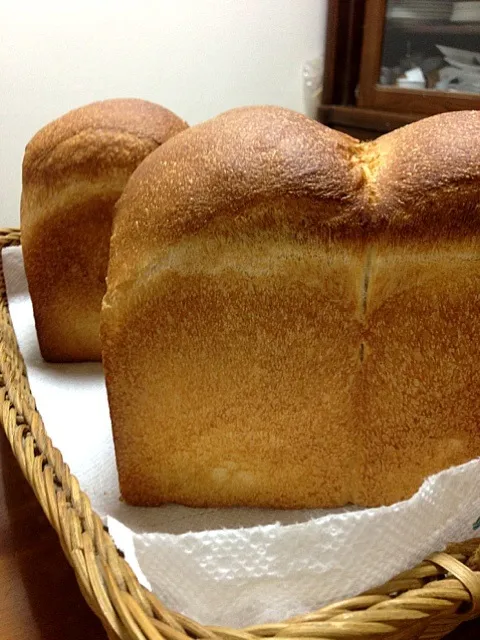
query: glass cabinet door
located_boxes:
[357,0,480,114]
[380,1,480,95]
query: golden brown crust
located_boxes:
[21,98,188,362]
[107,106,370,289]
[108,108,480,291]
[103,107,480,508]
[373,110,480,236]
[23,98,187,179]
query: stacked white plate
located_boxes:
[387,0,453,21]
[436,45,480,93]
[451,1,480,22]
[436,45,480,70]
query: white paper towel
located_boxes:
[3,245,480,627]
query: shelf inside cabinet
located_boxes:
[386,21,480,35]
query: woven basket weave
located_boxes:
[1,228,480,640]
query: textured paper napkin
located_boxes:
[3,245,480,627]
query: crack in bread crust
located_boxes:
[350,141,381,205]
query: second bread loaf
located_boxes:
[21,98,188,361]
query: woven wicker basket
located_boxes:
[1,228,480,640]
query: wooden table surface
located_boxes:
[1,428,479,640]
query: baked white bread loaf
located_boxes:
[102,106,480,508]
[21,98,188,362]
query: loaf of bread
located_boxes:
[102,106,480,508]
[21,98,188,361]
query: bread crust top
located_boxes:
[22,98,188,184]
[107,107,480,291]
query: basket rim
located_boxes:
[1,227,480,640]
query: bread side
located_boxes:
[353,239,480,504]
[104,238,367,507]
[21,98,188,361]
[103,108,480,507]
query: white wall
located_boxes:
[0,0,327,226]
